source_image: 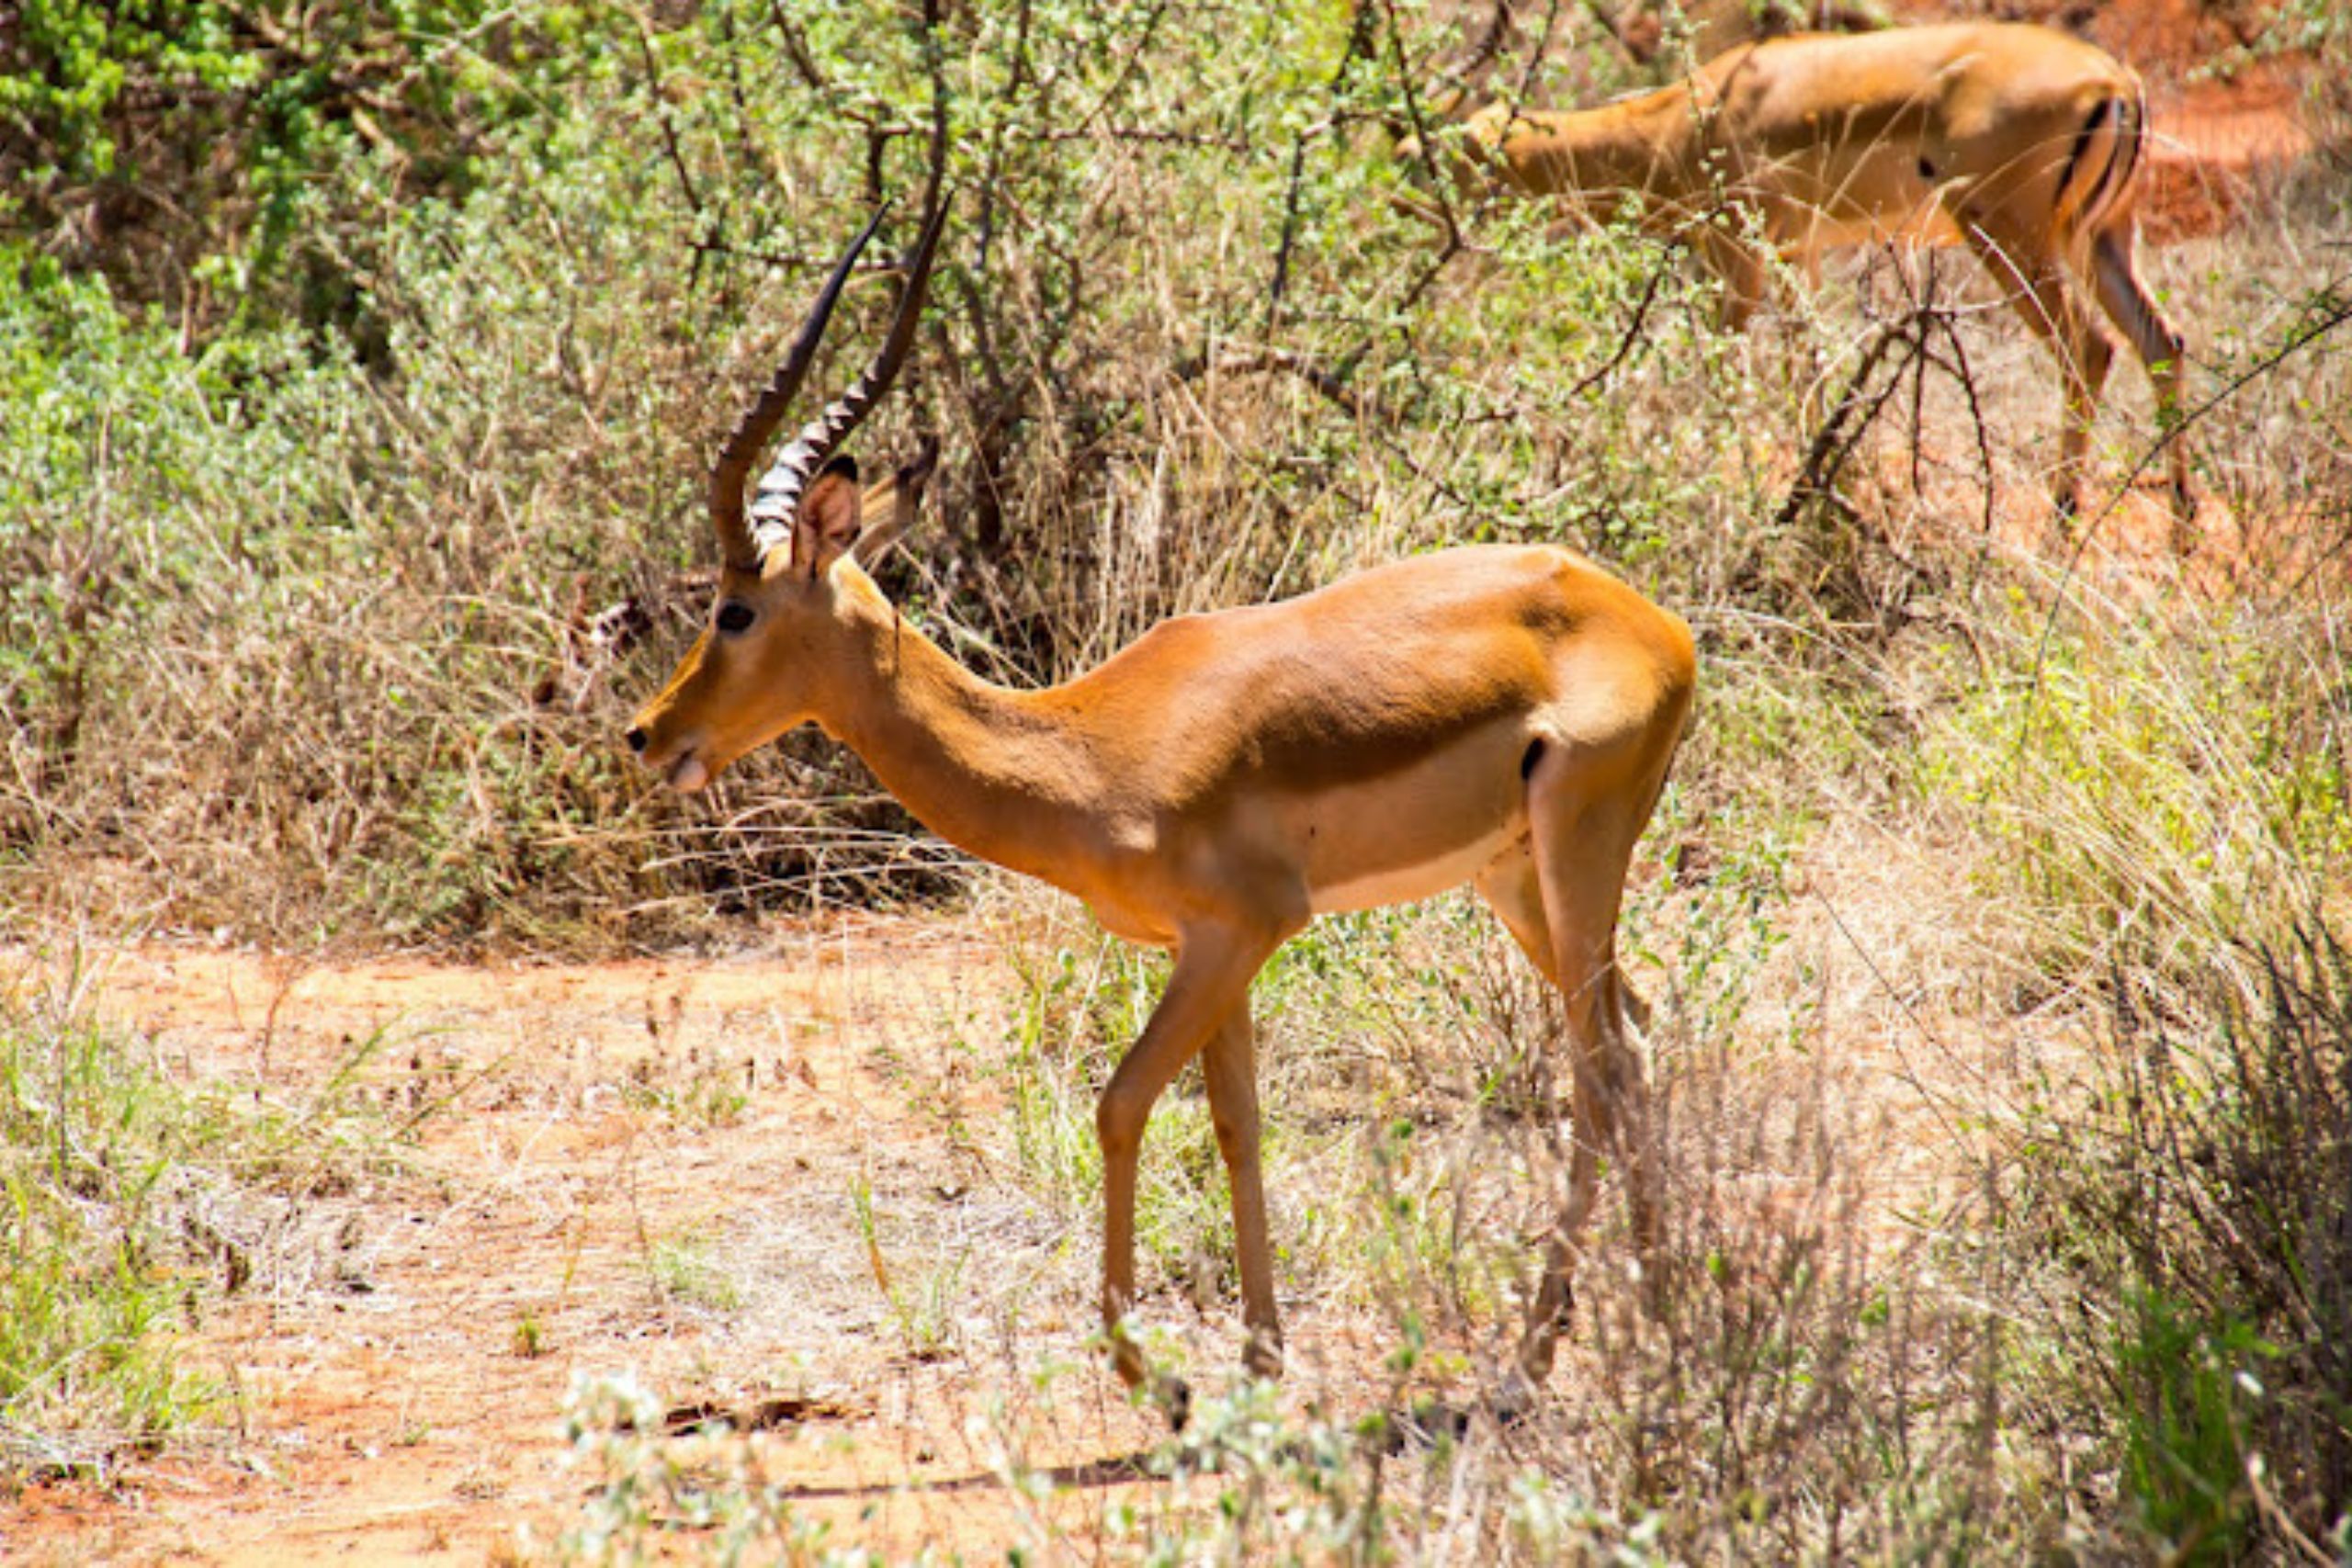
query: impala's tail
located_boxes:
[2053,78,2148,242]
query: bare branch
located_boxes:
[1773,311,1925,532]
[764,0,830,92]
[628,2,703,219]
[1268,1,1381,332]
[1432,0,1519,116]
[1379,0,1464,253]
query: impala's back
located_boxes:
[1702,23,2142,245]
[1046,545,1695,925]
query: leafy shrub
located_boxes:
[1,991,213,1478]
[0,0,1775,944]
[0,0,616,339]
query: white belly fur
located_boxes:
[1307,820,1521,915]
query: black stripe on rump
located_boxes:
[2056,96,2114,219]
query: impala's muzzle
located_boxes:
[624,716,717,795]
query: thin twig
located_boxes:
[1512,0,1567,103]
[764,0,829,92]
[1336,235,1463,388]
[1936,305,1999,546]
[1562,244,1674,401]
[1025,124,1250,151]
[1906,269,1933,498]
[1064,0,1173,142]
[1180,348,1367,420]
[630,4,702,220]
[685,240,909,275]
[1381,0,1464,253]
[1269,1,1380,332]
[1774,311,1927,531]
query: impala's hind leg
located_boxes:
[1476,842,1657,1122]
[2085,220,2194,541]
[1496,731,1674,1399]
[1476,840,1615,1396]
[1961,220,2114,525]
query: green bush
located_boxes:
[1,993,213,1476]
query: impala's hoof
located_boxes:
[1154,1373,1193,1432]
[1491,1372,1540,1427]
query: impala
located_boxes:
[1408,21,2192,533]
[627,203,1697,1419]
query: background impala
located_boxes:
[1405,20,2195,536]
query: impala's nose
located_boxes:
[624,727,649,754]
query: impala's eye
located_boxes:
[715,602,756,635]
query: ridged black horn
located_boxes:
[708,204,892,572]
[744,197,949,563]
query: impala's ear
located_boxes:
[851,434,940,569]
[791,456,862,578]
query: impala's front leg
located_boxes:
[1095,918,1286,1416]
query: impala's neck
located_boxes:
[816,570,1102,893]
[1492,85,1698,204]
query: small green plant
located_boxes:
[2018,924,2352,1556]
[622,1056,752,1130]
[847,1172,966,1362]
[647,1230,743,1314]
[2115,1290,2271,1561]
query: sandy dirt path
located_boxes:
[2,925,1186,1563]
